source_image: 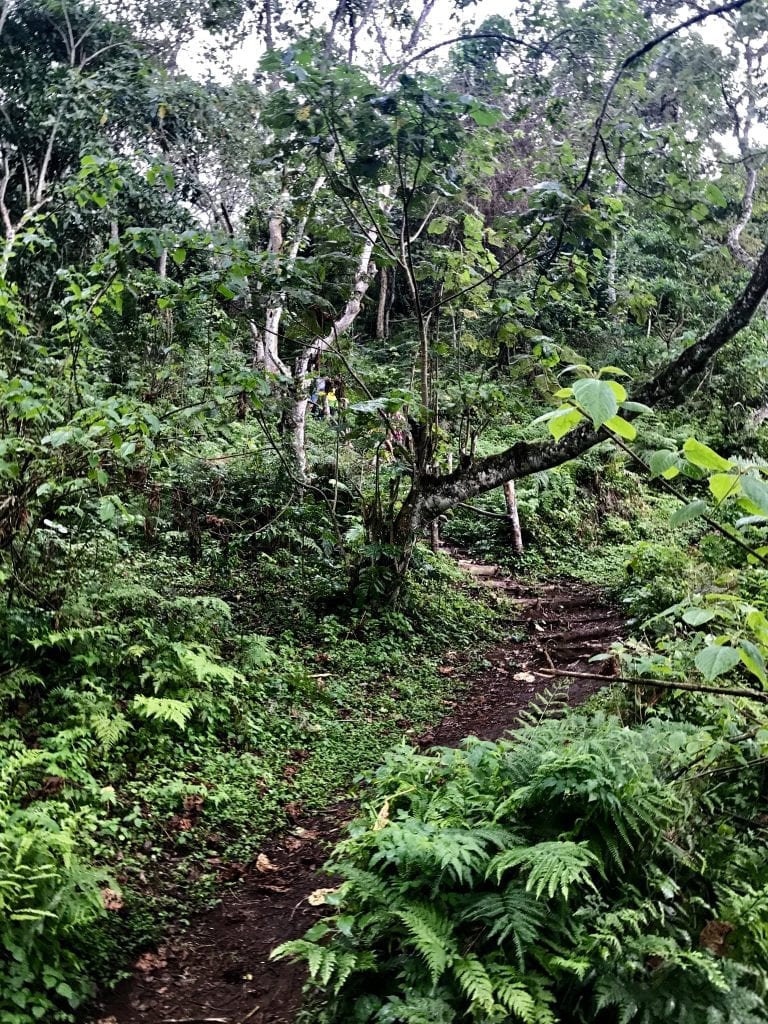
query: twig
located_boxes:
[537,667,768,703]
[457,502,510,520]
[577,0,756,191]
[159,1018,232,1023]
[689,756,768,780]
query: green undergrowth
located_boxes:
[0,544,503,1023]
[278,703,768,1024]
[443,455,693,588]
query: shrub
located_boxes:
[0,750,109,1023]
[276,713,768,1024]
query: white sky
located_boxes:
[175,1,764,154]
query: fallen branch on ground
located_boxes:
[537,667,768,703]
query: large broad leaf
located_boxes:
[572,378,618,428]
[709,473,740,504]
[427,216,450,235]
[695,644,741,680]
[739,640,767,686]
[682,438,732,472]
[705,182,727,208]
[549,407,584,440]
[682,607,716,627]
[605,380,628,403]
[670,499,707,527]
[740,475,768,517]
[648,449,679,478]
[603,415,636,440]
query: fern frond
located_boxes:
[487,841,598,900]
[131,695,192,729]
[395,903,457,983]
[90,710,132,749]
[460,882,546,964]
[453,955,495,1013]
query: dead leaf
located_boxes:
[700,920,734,956]
[256,853,278,873]
[307,887,338,906]
[134,951,167,973]
[292,827,319,840]
[437,666,455,675]
[101,887,124,912]
[373,799,390,831]
[514,671,537,682]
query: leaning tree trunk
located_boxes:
[256,174,327,376]
[288,184,391,481]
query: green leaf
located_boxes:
[709,473,740,504]
[682,607,716,627]
[571,378,618,428]
[427,216,450,235]
[741,475,768,516]
[98,497,117,522]
[682,438,732,472]
[739,640,767,686]
[621,401,652,414]
[172,247,187,265]
[670,499,707,527]
[597,365,630,377]
[469,104,503,127]
[603,415,636,440]
[605,380,628,403]
[548,407,584,440]
[648,449,679,478]
[705,182,727,208]
[695,644,741,680]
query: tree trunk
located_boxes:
[376,267,389,339]
[606,150,626,307]
[258,174,326,377]
[289,184,391,481]
[503,480,524,553]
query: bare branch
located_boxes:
[538,667,768,704]
[577,0,757,192]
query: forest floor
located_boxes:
[87,558,624,1024]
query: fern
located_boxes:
[395,904,458,982]
[460,883,547,964]
[486,841,598,899]
[516,681,570,729]
[486,965,539,1022]
[90,709,132,749]
[453,955,495,1013]
[131,695,192,729]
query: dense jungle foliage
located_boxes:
[5,0,768,1020]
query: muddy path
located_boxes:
[87,561,623,1024]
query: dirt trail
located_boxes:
[86,561,623,1024]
